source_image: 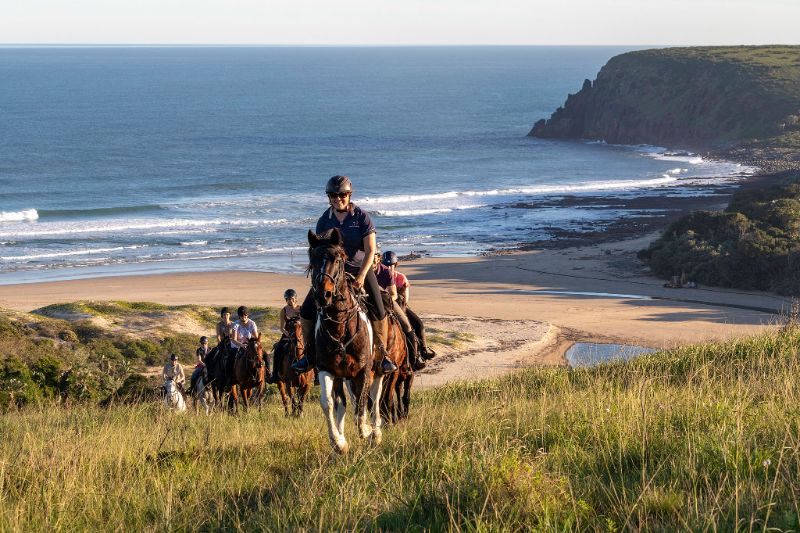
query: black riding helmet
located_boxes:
[325,175,353,195]
[200,336,208,344]
[284,288,297,299]
[381,251,398,266]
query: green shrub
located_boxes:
[29,356,63,399]
[0,356,41,408]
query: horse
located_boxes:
[381,336,414,424]
[163,377,187,412]
[229,335,265,413]
[275,317,314,417]
[308,228,385,454]
[204,340,230,405]
[192,369,214,415]
[378,299,410,424]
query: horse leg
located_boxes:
[229,384,239,414]
[297,381,310,417]
[380,373,397,425]
[319,371,348,454]
[368,372,384,444]
[278,382,290,416]
[401,374,413,419]
[333,379,347,437]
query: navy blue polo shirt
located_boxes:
[315,204,376,267]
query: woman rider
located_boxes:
[293,175,397,374]
[266,288,301,384]
[372,251,425,371]
[382,250,436,361]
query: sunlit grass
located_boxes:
[2,328,800,530]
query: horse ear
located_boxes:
[330,228,342,246]
[308,230,319,247]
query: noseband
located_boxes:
[313,251,346,302]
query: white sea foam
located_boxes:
[179,240,208,246]
[2,245,147,262]
[0,217,289,239]
[362,177,680,208]
[0,209,39,223]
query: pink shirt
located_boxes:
[393,271,409,289]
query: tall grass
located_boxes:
[2,328,800,530]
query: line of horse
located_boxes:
[164,229,421,454]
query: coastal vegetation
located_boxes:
[639,170,800,295]
[1,319,799,530]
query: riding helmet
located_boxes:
[381,251,399,266]
[325,175,353,195]
[237,305,249,317]
[170,354,178,361]
[200,336,208,344]
[284,288,297,299]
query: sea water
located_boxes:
[0,46,754,283]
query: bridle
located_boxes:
[310,244,364,355]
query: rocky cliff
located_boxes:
[530,46,800,153]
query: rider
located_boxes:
[163,353,186,393]
[373,251,425,371]
[293,175,397,374]
[266,289,301,384]
[188,336,210,394]
[231,305,259,357]
[382,250,436,361]
[216,306,235,346]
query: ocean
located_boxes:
[0,46,754,283]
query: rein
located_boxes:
[312,247,365,357]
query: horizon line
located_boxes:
[2,43,790,49]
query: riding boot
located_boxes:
[406,330,425,371]
[372,317,398,373]
[292,317,316,373]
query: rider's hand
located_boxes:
[353,273,366,291]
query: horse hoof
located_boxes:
[334,437,349,455]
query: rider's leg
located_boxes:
[266,340,283,384]
[363,269,397,373]
[293,290,317,372]
[392,300,424,371]
[407,306,435,359]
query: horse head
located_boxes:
[286,317,305,359]
[308,229,348,308]
[244,334,263,368]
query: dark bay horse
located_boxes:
[308,228,384,453]
[229,335,265,413]
[275,317,314,417]
[205,338,231,406]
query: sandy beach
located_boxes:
[0,233,788,388]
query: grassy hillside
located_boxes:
[0,302,282,408]
[1,325,799,530]
[530,46,800,168]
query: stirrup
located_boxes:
[421,348,436,360]
[413,360,426,371]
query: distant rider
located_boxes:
[188,336,210,394]
[163,353,186,393]
[231,305,259,356]
[293,175,397,374]
[267,289,302,384]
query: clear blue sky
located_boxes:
[1,0,798,45]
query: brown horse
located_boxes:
[379,303,410,424]
[308,228,384,454]
[229,335,265,413]
[275,317,314,417]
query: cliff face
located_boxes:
[530,46,800,150]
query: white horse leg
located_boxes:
[319,371,348,454]
[369,374,384,444]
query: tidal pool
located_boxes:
[566,342,657,367]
